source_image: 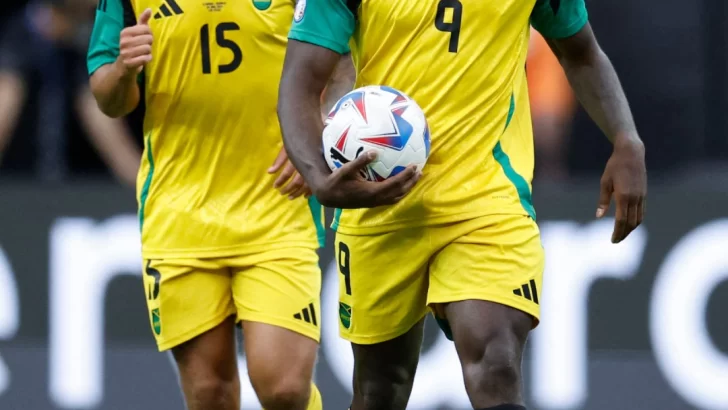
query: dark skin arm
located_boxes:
[269,53,356,199]
[547,23,647,243]
[278,40,420,209]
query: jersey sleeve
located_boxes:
[87,0,125,76]
[288,0,356,54]
[531,0,588,39]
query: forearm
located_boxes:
[321,53,355,117]
[0,73,25,158]
[561,50,638,145]
[278,40,342,189]
[279,83,331,188]
[77,88,141,187]
[89,60,140,118]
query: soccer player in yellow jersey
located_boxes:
[278,0,647,409]
[86,0,353,408]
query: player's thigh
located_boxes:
[142,259,236,352]
[351,319,425,410]
[242,320,318,400]
[427,214,545,326]
[335,229,430,345]
[171,316,240,401]
[231,248,322,343]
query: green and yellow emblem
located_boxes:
[151,308,162,335]
[252,0,271,10]
[339,302,352,329]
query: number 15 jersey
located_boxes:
[290,0,587,235]
[88,0,325,258]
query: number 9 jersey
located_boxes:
[88,0,325,258]
[290,0,586,234]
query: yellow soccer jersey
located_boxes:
[290,0,587,235]
[88,0,325,258]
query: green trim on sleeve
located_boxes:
[288,0,356,54]
[87,0,125,75]
[531,0,588,39]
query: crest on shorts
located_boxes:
[294,0,306,22]
[252,0,271,10]
[339,302,352,329]
[151,308,162,335]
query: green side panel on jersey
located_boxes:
[88,0,125,75]
[307,196,327,248]
[138,134,156,231]
[331,208,343,231]
[288,0,356,54]
[531,0,588,39]
[493,95,537,220]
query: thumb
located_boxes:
[339,151,377,177]
[138,8,153,25]
[596,178,613,218]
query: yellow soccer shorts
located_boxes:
[335,214,544,345]
[142,247,321,351]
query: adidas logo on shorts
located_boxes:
[293,303,318,327]
[513,279,540,304]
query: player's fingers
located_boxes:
[138,8,153,25]
[303,187,313,198]
[125,54,152,69]
[281,173,305,195]
[122,24,152,38]
[120,34,154,49]
[627,196,641,231]
[611,195,630,243]
[596,176,613,218]
[638,196,646,225]
[121,45,153,61]
[374,166,420,205]
[274,163,296,189]
[337,151,376,179]
[288,180,309,199]
[268,149,288,173]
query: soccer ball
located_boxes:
[322,85,430,181]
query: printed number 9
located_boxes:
[434,0,463,53]
[339,242,352,296]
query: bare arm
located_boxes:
[88,8,153,118]
[278,39,342,190]
[0,72,25,163]
[320,53,355,117]
[546,24,641,148]
[89,61,140,118]
[76,87,141,187]
[269,53,354,199]
[547,23,646,243]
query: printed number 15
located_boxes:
[200,22,243,74]
[434,0,463,53]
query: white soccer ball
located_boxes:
[322,85,430,181]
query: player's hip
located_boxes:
[142,249,322,350]
[334,201,536,236]
[140,217,323,260]
[334,214,544,344]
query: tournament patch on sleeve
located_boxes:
[531,0,588,40]
[87,0,125,76]
[288,0,356,54]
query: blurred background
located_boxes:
[0,0,727,409]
